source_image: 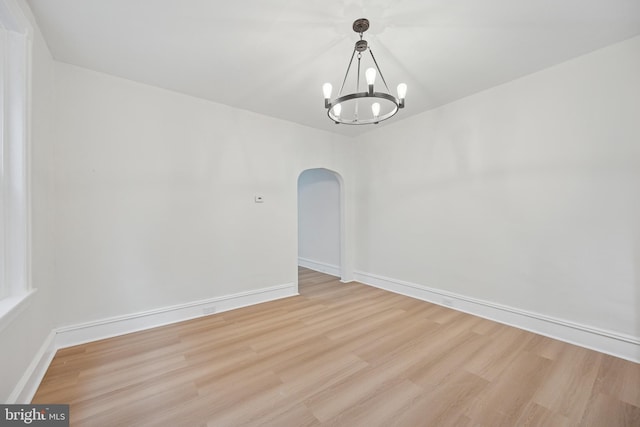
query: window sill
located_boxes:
[0,289,38,335]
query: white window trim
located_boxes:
[0,0,35,332]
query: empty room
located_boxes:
[1,0,639,425]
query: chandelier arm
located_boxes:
[368,47,391,93]
[338,48,357,97]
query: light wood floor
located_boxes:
[33,268,640,426]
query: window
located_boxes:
[0,0,33,325]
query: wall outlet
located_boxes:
[254,195,264,203]
[202,306,217,315]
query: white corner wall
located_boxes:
[0,0,57,402]
[298,169,341,275]
[52,62,354,328]
[4,0,356,401]
[353,36,640,361]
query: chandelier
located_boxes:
[323,18,407,125]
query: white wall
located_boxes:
[0,0,57,402]
[298,168,341,272]
[354,36,640,343]
[52,63,353,327]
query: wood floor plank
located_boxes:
[390,370,488,427]
[31,268,640,426]
[323,379,423,427]
[464,350,553,425]
[514,402,570,427]
[591,355,640,407]
[580,392,640,427]
[532,345,602,420]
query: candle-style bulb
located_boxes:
[323,83,333,99]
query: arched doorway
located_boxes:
[297,168,344,280]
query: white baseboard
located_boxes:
[354,270,640,363]
[7,282,297,403]
[55,282,298,349]
[7,330,57,404]
[298,257,340,277]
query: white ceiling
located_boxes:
[26,0,640,137]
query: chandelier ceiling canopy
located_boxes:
[323,18,407,125]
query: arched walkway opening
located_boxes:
[297,168,345,280]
